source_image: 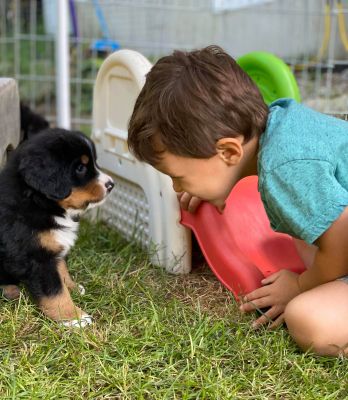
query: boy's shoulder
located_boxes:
[258,98,348,174]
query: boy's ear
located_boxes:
[215,137,244,166]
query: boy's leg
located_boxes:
[284,280,348,356]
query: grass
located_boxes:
[1,220,348,399]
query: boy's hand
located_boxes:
[177,192,202,213]
[239,269,301,329]
[177,192,226,214]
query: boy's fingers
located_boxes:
[177,192,202,213]
[261,271,281,285]
[178,192,192,211]
[251,306,282,329]
[188,197,202,213]
[243,286,270,302]
[239,296,271,313]
[269,313,285,330]
[176,191,185,202]
[176,191,183,199]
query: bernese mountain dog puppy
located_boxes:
[20,102,50,141]
[0,128,114,327]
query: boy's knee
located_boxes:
[284,295,346,356]
[284,296,314,350]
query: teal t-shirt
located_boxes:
[258,98,348,244]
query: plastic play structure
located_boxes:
[92,50,191,274]
[236,52,301,104]
[0,79,20,167]
[181,177,305,298]
[92,49,305,297]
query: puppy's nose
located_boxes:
[105,180,114,193]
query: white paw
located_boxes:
[77,284,85,295]
[60,313,93,328]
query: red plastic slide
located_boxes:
[180,176,306,300]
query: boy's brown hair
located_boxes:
[128,45,268,165]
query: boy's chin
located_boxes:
[213,202,226,213]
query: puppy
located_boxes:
[0,128,114,326]
[20,102,50,141]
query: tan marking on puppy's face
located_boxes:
[58,179,106,210]
[81,155,89,164]
[38,231,64,254]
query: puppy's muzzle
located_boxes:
[97,171,114,198]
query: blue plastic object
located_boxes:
[91,38,120,53]
[90,0,120,53]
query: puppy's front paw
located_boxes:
[60,312,93,328]
[1,285,21,300]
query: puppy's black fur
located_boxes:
[0,128,113,322]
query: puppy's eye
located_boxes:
[75,163,87,176]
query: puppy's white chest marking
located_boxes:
[53,213,79,257]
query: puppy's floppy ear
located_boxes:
[18,153,71,200]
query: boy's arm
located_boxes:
[298,207,348,291]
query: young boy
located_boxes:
[127,45,348,356]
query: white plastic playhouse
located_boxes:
[92,50,192,274]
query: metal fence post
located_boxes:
[56,0,71,129]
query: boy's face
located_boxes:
[155,137,247,211]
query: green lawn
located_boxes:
[1,220,347,399]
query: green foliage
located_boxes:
[0,38,99,120]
